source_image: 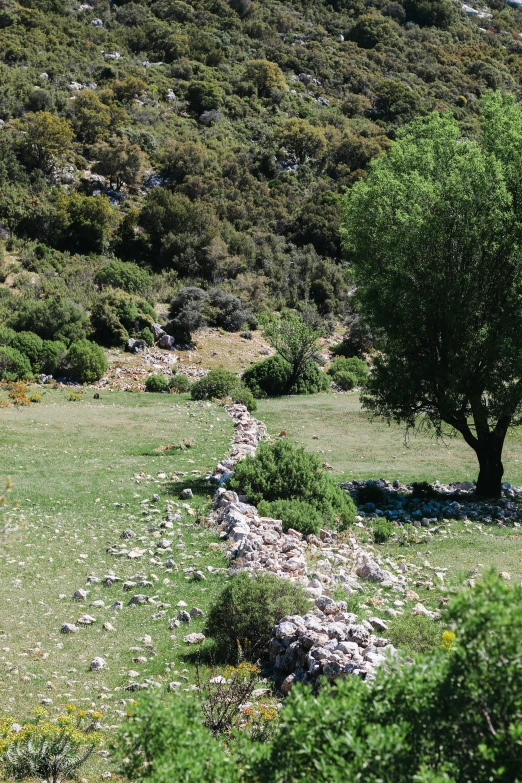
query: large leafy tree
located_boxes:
[342,95,522,498]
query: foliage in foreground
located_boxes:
[343,95,522,498]
[0,706,101,783]
[206,571,310,661]
[115,574,522,783]
[228,439,356,530]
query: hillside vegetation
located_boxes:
[1,0,522,337]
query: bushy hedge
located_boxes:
[228,439,356,530]
[242,354,329,398]
[66,340,108,383]
[206,571,309,660]
[94,259,152,295]
[191,368,256,410]
[9,297,89,345]
[168,373,192,393]
[168,287,257,338]
[0,346,32,380]
[328,356,368,388]
[145,374,168,392]
[257,497,323,537]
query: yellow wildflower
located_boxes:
[441,630,456,651]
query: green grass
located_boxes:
[0,389,234,774]
[257,393,522,611]
[256,393,522,485]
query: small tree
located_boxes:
[263,310,325,390]
[19,111,73,172]
[342,97,522,498]
[92,136,148,190]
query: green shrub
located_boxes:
[333,370,357,390]
[208,289,257,332]
[230,385,257,412]
[145,374,168,392]
[66,340,108,384]
[248,574,522,783]
[9,297,89,345]
[191,368,241,400]
[91,290,156,348]
[115,692,236,783]
[10,330,43,370]
[242,354,291,397]
[0,326,16,346]
[0,346,33,381]
[140,327,155,346]
[39,340,67,375]
[257,498,322,537]
[386,613,441,656]
[329,357,368,387]
[168,373,192,393]
[228,439,356,529]
[94,259,152,295]
[242,354,329,398]
[371,517,395,544]
[207,571,309,660]
[1,709,101,783]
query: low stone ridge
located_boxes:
[208,404,437,688]
[342,478,522,526]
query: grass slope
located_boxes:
[257,393,522,485]
[0,389,233,775]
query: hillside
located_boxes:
[1,0,522,340]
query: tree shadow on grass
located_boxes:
[165,476,217,501]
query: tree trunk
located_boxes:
[475,437,505,499]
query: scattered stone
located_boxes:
[181,488,193,499]
[61,623,79,634]
[90,657,106,670]
[73,589,87,601]
[183,633,205,645]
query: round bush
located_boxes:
[231,385,257,412]
[334,370,357,390]
[372,517,395,544]
[191,368,241,400]
[228,439,356,529]
[140,327,154,346]
[207,571,310,661]
[329,356,368,386]
[67,340,108,384]
[257,498,322,537]
[145,374,168,392]
[39,340,67,375]
[0,346,33,381]
[10,331,43,370]
[168,373,192,393]
[242,354,291,397]
[94,259,152,295]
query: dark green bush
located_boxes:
[206,571,310,660]
[141,327,155,346]
[230,384,257,412]
[168,287,208,336]
[371,517,395,544]
[208,289,257,332]
[168,373,192,393]
[115,692,236,783]
[242,354,329,398]
[333,370,357,390]
[39,340,67,375]
[257,498,322,537]
[9,297,89,345]
[66,340,108,383]
[94,259,152,295]
[0,346,33,380]
[329,356,368,386]
[145,374,168,392]
[191,368,241,400]
[10,330,43,370]
[228,439,356,529]
[91,290,156,347]
[242,354,290,397]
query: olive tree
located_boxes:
[342,95,522,498]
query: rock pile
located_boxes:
[342,478,522,526]
[269,599,398,690]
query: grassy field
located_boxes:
[256,393,522,486]
[257,393,522,602]
[0,388,234,774]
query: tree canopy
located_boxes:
[342,95,522,498]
